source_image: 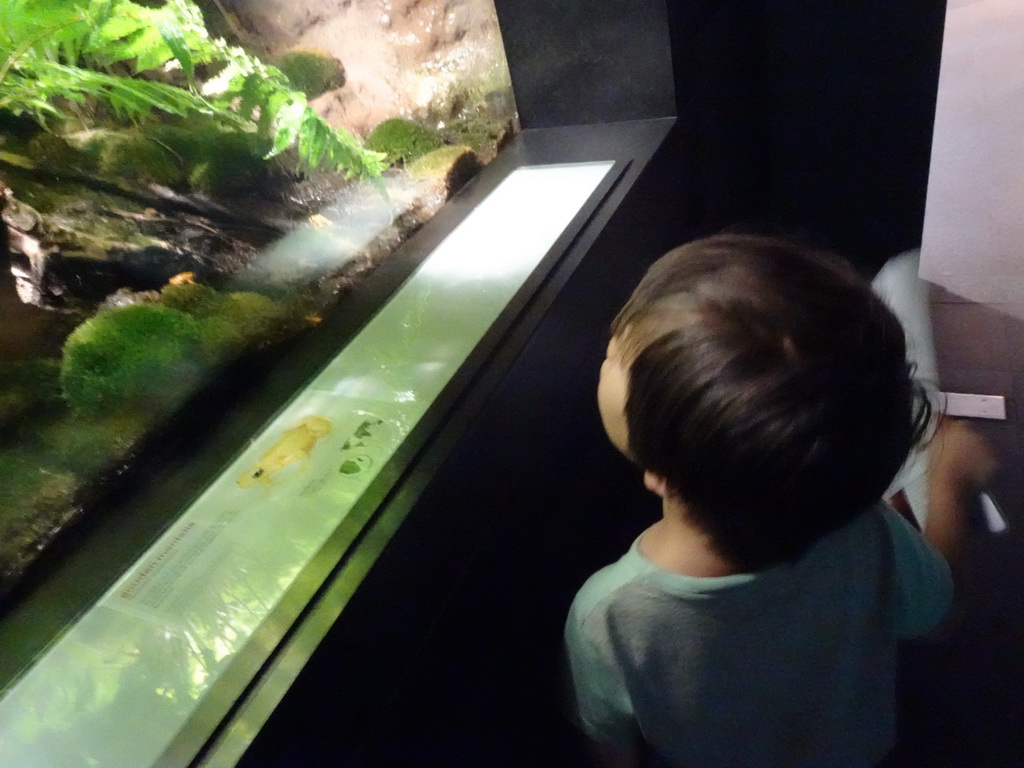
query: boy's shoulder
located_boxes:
[568,543,646,628]
[569,504,950,631]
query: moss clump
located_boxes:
[408,145,478,178]
[159,282,225,317]
[198,291,305,357]
[185,130,269,196]
[158,283,308,361]
[365,118,444,167]
[277,48,345,99]
[408,145,482,196]
[60,304,206,415]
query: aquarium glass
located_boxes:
[0,161,616,768]
[0,0,517,600]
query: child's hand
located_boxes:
[928,418,998,494]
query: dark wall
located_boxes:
[493,0,676,127]
[492,0,946,272]
[660,1,947,273]
[663,1,768,237]
[761,2,948,273]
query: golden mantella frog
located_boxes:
[237,416,332,489]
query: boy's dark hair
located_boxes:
[612,234,931,571]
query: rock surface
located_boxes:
[217,0,517,139]
[0,169,263,310]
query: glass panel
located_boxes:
[0,161,615,768]
[0,0,517,603]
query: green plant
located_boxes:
[61,303,206,414]
[365,118,444,166]
[0,0,385,179]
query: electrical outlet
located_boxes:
[941,392,1007,420]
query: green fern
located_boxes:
[0,0,385,179]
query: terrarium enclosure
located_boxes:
[0,0,517,602]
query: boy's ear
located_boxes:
[643,470,670,499]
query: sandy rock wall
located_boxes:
[217,0,516,138]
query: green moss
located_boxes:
[92,129,186,187]
[439,114,496,151]
[146,124,209,168]
[60,304,206,415]
[185,129,268,195]
[407,145,477,178]
[159,284,307,361]
[159,282,226,317]
[208,291,305,353]
[0,454,80,586]
[24,409,149,477]
[0,450,77,538]
[407,145,482,196]
[276,48,345,99]
[0,359,62,401]
[25,132,83,169]
[365,118,444,167]
[0,359,62,427]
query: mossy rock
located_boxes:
[0,450,77,541]
[439,114,496,152]
[185,132,270,196]
[90,129,186,187]
[277,48,345,99]
[365,118,444,167]
[60,304,207,415]
[407,145,482,196]
[31,410,150,477]
[59,121,270,196]
[159,282,226,317]
[159,283,308,361]
[25,133,86,170]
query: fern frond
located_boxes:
[0,0,384,180]
[0,61,223,125]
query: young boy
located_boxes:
[565,235,996,767]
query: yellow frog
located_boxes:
[237,416,332,489]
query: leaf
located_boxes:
[266,97,306,158]
[237,74,264,119]
[256,89,289,139]
[120,25,173,71]
[158,20,195,91]
[297,111,329,168]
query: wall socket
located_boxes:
[942,392,1007,420]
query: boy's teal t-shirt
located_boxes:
[565,502,952,768]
